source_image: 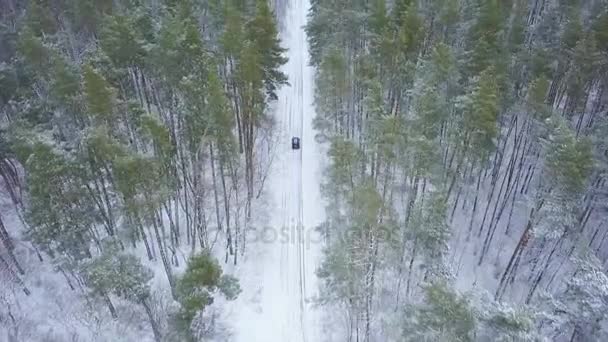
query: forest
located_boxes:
[1,0,608,341]
[0,0,286,340]
[307,0,608,341]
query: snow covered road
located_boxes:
[230,0,324,340]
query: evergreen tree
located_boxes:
[82,239,162,342]
[173,252,240,340]
[22,142,94,262]
[83,65,116,123]
[409,191,450,276]
[246,0,288,101]
[25,0,57,37]
[461,66,501,162]
[402,281,476,342]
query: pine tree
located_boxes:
[82,239,162,342]
[67,0,114,34]
[50,57,80,107]
[477,300,537,341]
[461,66,501,163]
[17,28,51,73]
[246,0,288,101]
[114,151,176,297]
[25,0,57,37]
[466,0,504,76]
[173,252,240,340]
[83,65,116,123]
[100,14,146,68]
[409,192,450,274]
[402,281,475,342]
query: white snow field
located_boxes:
[228,0,325,340]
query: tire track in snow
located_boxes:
[230,0,322,338]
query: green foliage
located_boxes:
[561,8,583,51]
[178,70,232,157]
[50,58,80,106]
[139,115,174,161]
[364,80,403,160]
[83,65,115,121]
[461,67,501,160]
[152,8,207,85]
[67,0,114,33]
[26,0,57,36]
[507,0,526,54]
[313,48,349,138]
[83,126,125,169]
[17,29,51,72]
[114,152,168,214]
[175,253,241,331]
[82,239,153,301]
[429,43,458,86]
[439,0,459,30]
[395,2,423,57]
[320,48,348,96]
[220,4,245,58]
[544,117,593,199]
[406,136,442,182]
[1,1,287,338]
[179,253,222,293]
[327,138,365,194]
[350,181,383,229]
[527,48,554,80]
[474,293,538,341]
[317,235,365,310]
[0,63,18,106]
[527,76,551,120]
[403,282,476,342]
[245,0,288,101]
[207,73,237,156]
[23,142,93,260]
[317,182,384,315]
[368,0,388,37]
[413,85,445,140]
[391,0,413,28]
[100,15,147,68]
[483,306,535,341]
[466,0,504,76]
[218,274,241,300]
[591,11,608,50]
[237,41,264,114]
[305,0,340,66]
[307,0,608,339]
[409,192,450,266]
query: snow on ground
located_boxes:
[226,0,325,340]
[0,203,158,342]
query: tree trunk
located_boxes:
[496,206,535,300]
[137,216,154,261]
[525,237,562,304]
[0,254,30,295]
[141,298,162,342]
[405,238,418,298]
[210,143,224,233]
[0,215,24,275]
[150,209,176,299]
[219,156,234,262]
[103,292,117,319]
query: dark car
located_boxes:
[292,137,300,150]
